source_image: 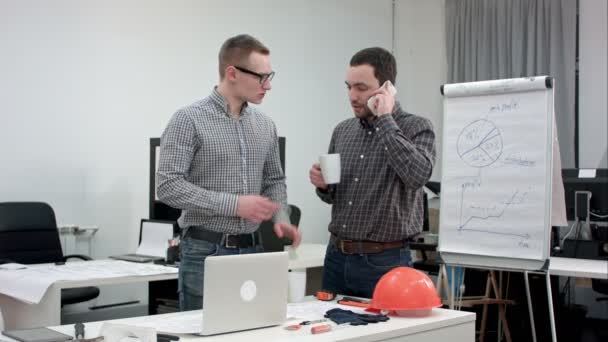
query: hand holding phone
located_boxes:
[367,80,397,116]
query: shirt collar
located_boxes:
[210,86,250,118]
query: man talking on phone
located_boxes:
[308,47,436,298]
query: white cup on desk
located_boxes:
[319,153,341,184]
[288,270,306,303]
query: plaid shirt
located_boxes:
[157,88,289,233]
[317,102,436,242]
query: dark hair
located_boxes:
[218,34,269,79]
[350,47,396,86]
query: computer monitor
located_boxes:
[562,168,608,222]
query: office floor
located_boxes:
[581,318,608,342]
[455,301,607,342]
[458,270,608,342]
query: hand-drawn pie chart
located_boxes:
[457,119,503,168]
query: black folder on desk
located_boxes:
[3,328,72,342]
[109,253,164,263]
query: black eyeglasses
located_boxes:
[234,66,275,84]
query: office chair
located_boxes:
[0,202,100,305]
[260,204,301,252]
[591,226,608,302]
[592,279,608,302]
[425,181,441,196]
[411,192,441,275]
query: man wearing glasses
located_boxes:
[157,34,301,311]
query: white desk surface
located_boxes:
[43,307,475,342]
[0,260,178,303]
[0,261,178,330]
[0,246,326,330]
[287,243,326,270]
[549,256,608,279]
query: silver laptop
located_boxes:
[110,219,176,263]
[200,251,288,336]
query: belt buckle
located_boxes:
[225,234,238,248]
[339,240,352,254]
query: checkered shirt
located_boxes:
[157,88,289,233]
[316,102,436,241]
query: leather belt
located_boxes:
[186,227,261,249]
[332,235,407,255]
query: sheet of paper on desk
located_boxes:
[124,306,299,334]
[125,310,203,334]
[0,268,63,304]
[0,260,177,304]
[578,169,596,178]
[136,221,174,258]
[286,301,363,319]
[0,263,28,270]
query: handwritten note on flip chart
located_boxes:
[438,77,554,267]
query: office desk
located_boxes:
[549,256,608,279]
[0,261,178,330]
[287,243,326,270]
[42,308,475,342]
[149,244,327,314]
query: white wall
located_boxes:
[579,0,608,168]
[0,0,448,257]
[0,0,393,255]
[394,0,446,181]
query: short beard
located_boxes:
[361,107,376,121]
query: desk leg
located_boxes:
[148,279,179,315]
[545,273,557,342]
[0,284,61,329]
[304,267,323,296]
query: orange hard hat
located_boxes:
[370,267,441,317]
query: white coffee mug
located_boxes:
[319,153,341,184]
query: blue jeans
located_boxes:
[178,236,263,311]
[322,243,413,299]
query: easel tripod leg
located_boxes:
[441,265,453,309]
[546,273,557,342]
[489,271,512,342]
[479,272,492,342]
[524,271,538,342]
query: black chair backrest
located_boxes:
[592,278,608,296]
[0,202,64,264]
[591,226,608,298]
[422,192,429,232]
[289,204,301,227]
[260,204,301,252]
